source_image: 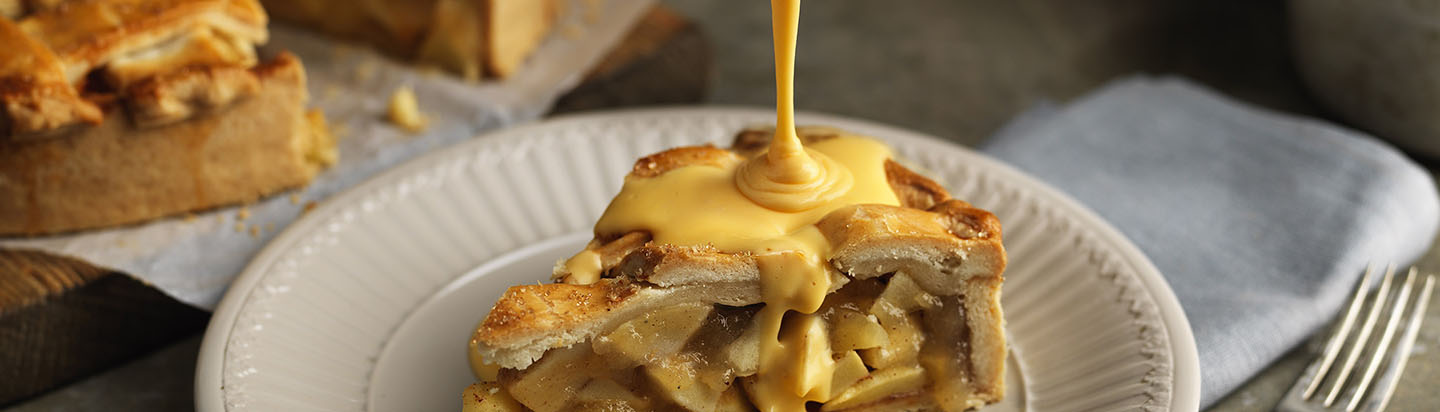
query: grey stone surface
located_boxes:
[6,1,1437,411]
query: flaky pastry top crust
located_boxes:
[1,0,269,140]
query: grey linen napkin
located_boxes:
[981,77,1440,407]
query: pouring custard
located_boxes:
[463,1,1007,411]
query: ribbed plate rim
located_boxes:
[195,106,1201,412]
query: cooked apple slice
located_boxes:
[573,378,652,411]
[820,366,928,411]
[874,273,939,313]
[714,385,754,412]
[780,313,838,398]
[827,350,870,400]
[688,306,757,391]
[723,317,764,377]
[857,309,923,369]
[695,352,741,395]
[594,303,714,364]
[645,354,726,411]
[688,306,757,354]
[501,343,593,412]
[461,382,525,412]
[827,307,888,351]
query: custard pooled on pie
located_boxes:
[463,126,1007,412]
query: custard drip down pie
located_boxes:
[0,0,336,235]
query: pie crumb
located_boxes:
[582,0,601,23]
[237,207,251,221]
[304,110,340,166]
[387,86,428,133]
[234,222,245,232]
[330,122,350,140]
[562,24,583,39]
[354,60,376,82]
[290,194,301,205]
[321,84,341,100]
[249,226,259,237]
[330,44,353,60]
[303,201,319,215]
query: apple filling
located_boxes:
[463,272,980,412]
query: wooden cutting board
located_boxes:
[0,5,709,406]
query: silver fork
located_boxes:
[1277,265,1436,412]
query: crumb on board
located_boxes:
[582,0,601,24]
[330,122,350,141]
[290,194,301,205]
[414,65,447,80]
[562,24,583,39]
[303,201,319,215]
[236,207,250,221]
[387,86,429,133]
[305,110,340,166]
[234,222,245,232]
[321,84,341,100]
[249,226,259,237]
[330,44,354,60]
[354,60,377,82]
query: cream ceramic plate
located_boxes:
[196,108,1201,412]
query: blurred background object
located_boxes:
[667,0,1319,147]
[1292,0,1440,159]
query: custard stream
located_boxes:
[559,0,901,410]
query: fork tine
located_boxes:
[1361,274,1435,412]
[1303,264,1379,399]
[1323,264,1396,406]
[1345,268,1418,411]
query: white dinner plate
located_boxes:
[196,107,1201,412]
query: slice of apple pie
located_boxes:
[465,127,1006,412]
[0,0,336,235]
